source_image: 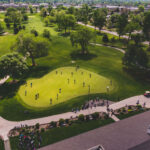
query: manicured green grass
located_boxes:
[19,67,114,108]
[0,139,4,150]
[10,118,114,150]
[0,14,150,121]
[0,35,16,56]
[26,14,58,36]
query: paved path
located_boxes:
[40,110,150,150]
[91,43,125,53]
[0,95,149,142]
[78,22,149,45]
[0,76,9,85]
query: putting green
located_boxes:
[18,67,114,108]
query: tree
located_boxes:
[56,13,76,33]
[131,33,143,46]
[40,8,47,18]
[14,33,50,66]
[80,4,92,25]
[29,5,33,14]
[31,29,38,37]
[70,27,95,54]
[78,114,85,121]
[143,11,150,49]
[47,5,53,15]
[0,53,28,80]
[125,21,140,41]
[123,44,148,68]
[138,5,144,12]
[102,34,109,44]
[43,29,51,39]
[0,22,4,35]
[93,8,106,32]
[108,13,119,28]
[116,13,128,39]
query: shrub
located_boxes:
[110,37,116,43]
[122,108,126,113]
[50,121,57,127]
[104,113,109,119]
[59,118,65,126]
[65,119,69,124]
[31,29,38,36]
[92,112,99,120]
[85,115,90,121]
[14,27,19,34]
[78,114,85,121]
[35,123,40,129]
[41,128,45,132]
[43,29,51,39]
[102,34,109,43]
[22,25,26,30]
[137,104,142,109]
[128,106,132,109]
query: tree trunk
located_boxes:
[65,28,66,34]
[119,34,120,40]
[30,52,36,66]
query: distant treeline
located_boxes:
[0,0,150,6]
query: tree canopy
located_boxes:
[14,33,50,66]
[0,53,28,80]
[70,27,95,54]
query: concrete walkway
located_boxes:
[0,95,149,142]
[0,76,9,85]
[91,43,125,54]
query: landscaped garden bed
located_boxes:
[114,104,150,120]
[9,112,114,149]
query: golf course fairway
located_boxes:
[18,67,114,108]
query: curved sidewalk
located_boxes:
[0,95,149,141]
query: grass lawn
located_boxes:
[10,118,114,150]
[18,67,114,108]
[0,14,150,121]
[0,139,4,150]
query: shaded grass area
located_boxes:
[10,118,114,150]
[0,139,4,150]
[117,109,149,120]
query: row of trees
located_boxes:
[4,7,28,34]
[0,31,51,80]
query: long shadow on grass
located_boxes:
[0,80,26,99]
[123,67,150,83]
[70,50,97,61]
[23,65,51,79]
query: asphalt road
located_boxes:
[40,110,150,150]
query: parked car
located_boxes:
[88,145,105,150]
[144,91,150,98]
[147,125,150,135]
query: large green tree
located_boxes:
[14,33,50,66]
[0,21,4,35]
[123,44,149,68]
[143,11,150,49]
[0,53,28,80]
[93,8,107,32]
[116,13,128,39]
[70,27,95,54]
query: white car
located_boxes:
[147,125,150,135]
[88,145,105,150]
